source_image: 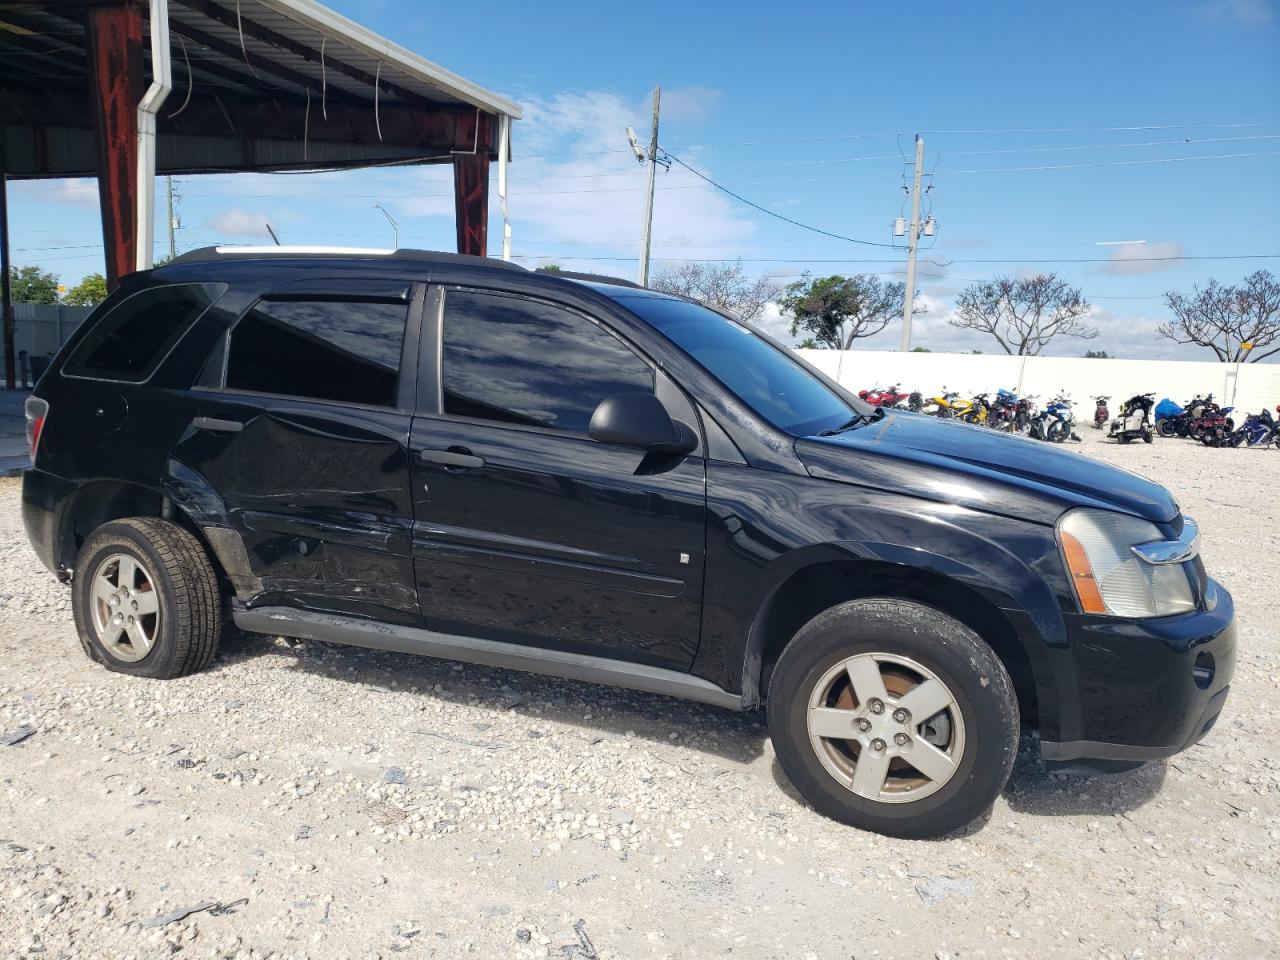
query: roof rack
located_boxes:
[166,246,527,271]
[538,268,645,289]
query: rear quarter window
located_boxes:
[62,282,225,382]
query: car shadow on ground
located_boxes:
[214,631,1168,823]
[213,629,771,766]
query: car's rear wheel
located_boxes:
[767,598,1019,839]
[72,518,221,679]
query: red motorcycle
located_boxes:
[858,384,912,408]
[1190,400,1235,446]
[1092,396,1110,430]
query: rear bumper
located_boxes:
[1039,578,1235,764]
[21,467,75,576]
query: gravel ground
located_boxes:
[1,429,1277,960]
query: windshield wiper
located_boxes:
[817,407,885,436]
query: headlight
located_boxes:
[1057,508,1196,617]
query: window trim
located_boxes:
[60,282,227,385]
[430,284,670,441]
[197,282,424,412]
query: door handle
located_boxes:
[192,416,244,433]
[421,448,485,469]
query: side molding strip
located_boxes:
[233,606,745,711]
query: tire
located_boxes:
[767,598,1019,839]
[72,518,221,679]
[1047,420,1069,443]
[1118,433,1131,444]
[1142,427,1153,444]
[1156,419,1176,438]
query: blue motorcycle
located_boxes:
[1230,407,1280,448]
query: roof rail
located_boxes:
[538,268,645,289]
[166,246,527,271]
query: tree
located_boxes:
[8,265,60,304]
[651,260,779,324]
[910,346,932,353]
[1084,349,1111,359]
[949,274,1095,355]
[1157,270,1280,362]
[779,273,906,349]
[64,273,109,306]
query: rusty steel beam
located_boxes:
[86,1,143,289]
[453,112,491,257]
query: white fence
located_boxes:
[796,349,1280,417]
[1,303,94,385]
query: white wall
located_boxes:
[795,349,1280,417]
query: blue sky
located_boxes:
[9,0,1280,358]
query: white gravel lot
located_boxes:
[1,429,1277,960]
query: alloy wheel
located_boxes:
[806,653,966,804]
[90,553,161,662]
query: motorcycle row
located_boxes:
[857,385,1280,449]
[858,385,1082,443]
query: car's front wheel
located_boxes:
[767,598,1019,839]
[72,518,221,679]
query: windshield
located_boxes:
[618,293,864,437]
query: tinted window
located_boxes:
[226,299,406,407]
[442,291,653,433]
[619,294,856,436]
[63,283,223,381]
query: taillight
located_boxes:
[25,396,48,461]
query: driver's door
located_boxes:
[408,287,707,672]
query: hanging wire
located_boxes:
[303,87,311,161]
[235,1,258,78]
[374,62,383,141]
[167,35,194,119]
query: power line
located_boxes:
[657,150,902,250]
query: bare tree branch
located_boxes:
[949,274,1096,355]
[650,260,780,324]
[1158,271,1280,362]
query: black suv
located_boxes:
[21,248,1235,837]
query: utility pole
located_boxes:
[899,134,925,352]
[638,86,661,287]
[374,203,399,249]
[165,176,177,261]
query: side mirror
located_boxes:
[588,393,696,454]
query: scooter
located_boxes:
[1092,396,1110,430]
[1108,393,1155,444]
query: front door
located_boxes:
[409,287,707,671]
[178,279,423,625]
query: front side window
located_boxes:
[225,298,407,407]
[441,290,653,433]
[63,283,224,382]
[617,293,860,436]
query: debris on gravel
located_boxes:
[1,431,1277,958]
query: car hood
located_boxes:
[795,411,1178,526]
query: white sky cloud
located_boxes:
[204,209,282,238]
[1100,240,1188,275]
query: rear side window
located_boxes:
[225,298,408,407]
[63,283,224,382]
[442,290,653,433]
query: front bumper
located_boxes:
[1039,578,1235,764]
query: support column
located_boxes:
[1,169,14,390]
[86,2,144,290]
[453,113,492,257]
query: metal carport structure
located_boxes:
[0,0,521,387]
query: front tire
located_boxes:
[72,518,221,679]
[767,599,1019,839]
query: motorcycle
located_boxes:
[988,388,1020,431]
[1031,394,1076,443]
[1014,394,1038,434]
[859,384,911,408]
[1189,399,1234,445]
[961,393,991,426]
[1230,407,1280,448]
[1108,393,1155,444]
[906,390,925,413]
[1092,395,1110,430]
[926,389,974,420]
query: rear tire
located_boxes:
[72,518,221,679]
[1156,419,1176,438]
[767,598,1019,839]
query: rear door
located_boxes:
[181,278,424,625]
[407,285,708,672]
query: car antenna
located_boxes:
[265,223,282,246]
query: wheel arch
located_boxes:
[745,546,1054,728]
